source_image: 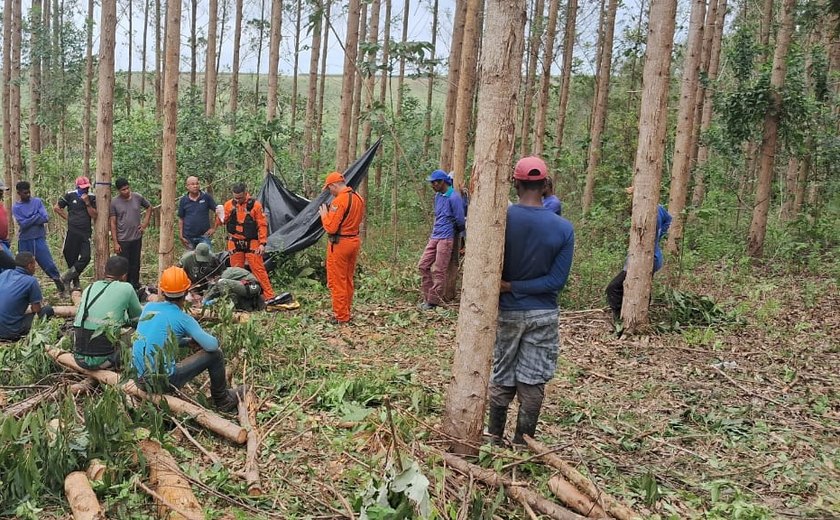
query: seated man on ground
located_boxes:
[0,252,55,340]
[132,266,240,412]
[73,256,143,370]
[178,242,223,294]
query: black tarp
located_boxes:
[258,138,381,255]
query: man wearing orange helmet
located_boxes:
[132,266,240,412]
[318,172,365,324]
[219,183,275,300]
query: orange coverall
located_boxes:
[321,187,365,322]
[220,196,276,299]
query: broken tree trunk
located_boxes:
[548,476,608,518]
[237,389,262,496]
[524,436,640,520]
[3,377,96,417]
[47,348,247,444]
[87,459,107,481]
[139,438,205,520]
[64,471,104,520]
[50,305,248,323]
[442,452,586,520]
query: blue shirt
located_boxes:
[12,198,50,240]
[542,195,562,216]
[178,192,218,238]
[0,267,43,338]
[652,205,672,272]
[132,301,219,377]
[501,205,575,311]
[430,187,466,240]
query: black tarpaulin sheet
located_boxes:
[261,138,381,254]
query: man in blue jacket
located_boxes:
[12,181,65,294]
[418,170,466,310]
[486,156,575,446]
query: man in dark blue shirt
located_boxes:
[486,156,575,447]
[178,176,218,250]
[54,176,97,289]
[0,252,55,340]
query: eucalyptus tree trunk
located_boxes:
[581,0,617,214]
[443,0,526,456]
[302,4,322,177]
[217,0,228,75]
[83,0,94,177]
[2,0,12,221]
[747,0,797,258]
[9,0,22,185]
[664,0,706,255]
[362,0,382,151]
[160,0,183,275]
[140,0,149,110]
[533,0,559,155]
[94,0,117,279]
[687,0,718,172]
[451,0,482,189]
[335,0,362,170]
[315,0,332,172]
[439,0,467,171]
[290,0,302,140]
[350,2,369,160]
[127,0,133,115]
[42,0,52,148]
[622,0,677,333]
[29,0,43,179]
[395,0,410,116]
[230,0,243,130]
[264,0,283,173]
[155,0,162,118]
[206,0,219,116]
[254,0,267,113]
[375,0,391,187]
[189,0,197,89]
[519,0,544,155]
[423,0,439,156]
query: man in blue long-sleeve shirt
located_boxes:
[12,181,65,295]
[486,156,575,446]
[418,169,466,310]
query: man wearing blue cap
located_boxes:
[418,170,465,310]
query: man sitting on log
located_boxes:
[132,266,241,412]
[72,256,142,370]
[0,252,55,340]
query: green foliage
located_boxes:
[357,458,433,519]
[653,289,741,332]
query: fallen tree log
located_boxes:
[87,459,107,482]
[139,439,205,520]
[524,436,640,520]
[3,377,96,418]
[47,348,246,444]
[51,304,248,323]
[548,476,608,518]
[441,452,586,520]
[64,471,105,519]
[237,389,262,496]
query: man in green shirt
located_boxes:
[202,266,265,311]
[178,242,222,294]
[73,256,143,370]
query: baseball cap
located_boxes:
[194,243,213,263]
[75,176,92,189]
[426,170,449,183]
[323,171,345,189]
[513,156,548,181]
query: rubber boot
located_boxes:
[483,406,508,446]
[60,266,77,287]
[213,389,240,413]
[53,278,66,297]
[512,410,539,446]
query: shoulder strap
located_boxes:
[80,281,113,324]
[335,190,355,236]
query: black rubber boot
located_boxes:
[483,406,508,446]
[512,410,539,446]
[213,389,240,413]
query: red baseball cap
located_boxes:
[75,176,92,189]
[513,156,548,181]
[323,171,345,189]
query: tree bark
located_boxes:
[94,0,117,280]
[155,0,162,118]
[622,0,677,332]
[534,0,560,155]
[519,0,545,155]
[335,0,362,170]
[264,0,283,173]
[747,0,796,258]
[686,0,718,181]
[302,4,322,177]
[2,0,12,229]
[395,0,410,116]
[206,0,219,116]
[423,0,440,156]
[315,0,332,172]
[230,0,243,130]
[254,0,266,112]
[9,0,22,186]
[664,0,706,254]
[237,390,262,496]
[581,0,617,214]
[190,0,198,89]
[139,439,205,520]
[290,0,302,141]
[361,0,381,152]
[140,0,149,110]
[64,472,104,520]
[349,2,368,160]
[442,0,526,454]
[127,0,133,115]
[82,0,93,177]
[451,0,482,189]
[29,0,43,180]
[160,0,182,276]
[439,0,467,171]
[547,477,608,518]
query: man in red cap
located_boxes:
[54,176,98,289]
[318,171,365,324]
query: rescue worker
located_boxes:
[318,172,364,324]
[219,183,275,300]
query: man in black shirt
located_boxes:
[54,176,97,289]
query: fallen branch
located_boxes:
[548,476,608,518]
[51,304,248,323]
[64,471,104,520]
[237,389,262,496]
[441,452,586,520]
[710,366,785,407]
[3,387,59,417]
[171,418,223,466]
[524,436,640,520]
[139,439,205,520]
[47,348,246,444]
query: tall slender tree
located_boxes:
[622,0,677,332]
[349,2,368,160]
[206,0,219,116]
[264,0,283,173]
[443,0,527,455]
[140,0,149,110]
[94,0,118,278]
[375,0,391,187]
[302,3,323,178]
[395,0,410,116]
[3,0,12,221]
[83,0,94,178]
[290,0,302,139]
[9,0,22,184]
[335,0,362,170]
[552,0,577,161]
[747,0,797,257]
[361,0,382,151]
[314,0,331,172]
[439,0,467,171]
[254,0,267,111]
[519,0,545,155]
[451,0,482,188]
[155,0,162,117]
[189,0,198,89]
[29,0,43,179]
[533,0,559,155]
[160,0,183,274]
[423,0,439,156]
[126,0,133,115]
[230,0,244,129]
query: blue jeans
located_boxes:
[186,236,212,250]
[18,237,61,279]
[167,349,229,401]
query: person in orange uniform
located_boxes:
[318,172,365,324]
[219,183,275,300]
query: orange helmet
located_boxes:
[159,266,191,298]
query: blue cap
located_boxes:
[426,170,449,183]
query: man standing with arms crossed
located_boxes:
[485,156,575,447]
[13,181,65,294]
[110,178,152,289]
[54,176,97,290]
